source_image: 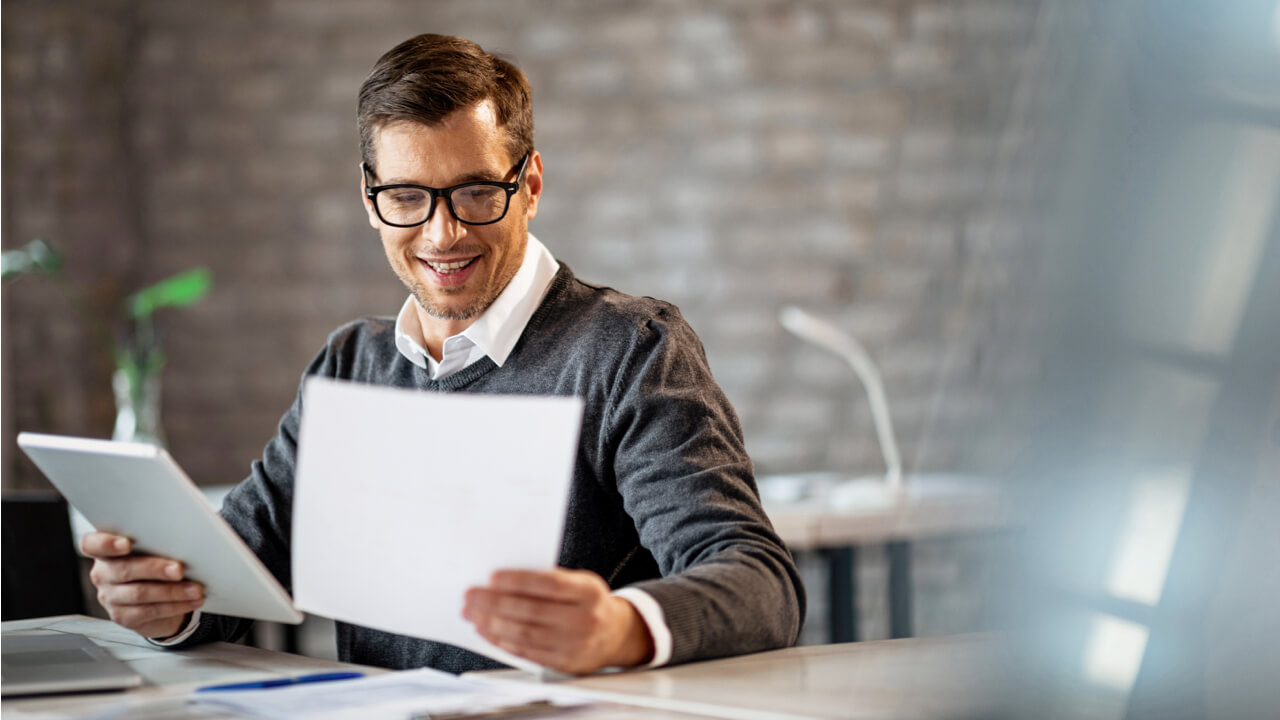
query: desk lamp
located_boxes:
[767,306,995,513]
[779,306,903,496]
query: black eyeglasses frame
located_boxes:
[362,151,532,228]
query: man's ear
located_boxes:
[359,163,381,230]
[523,151,544,221]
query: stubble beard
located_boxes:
[409,278,496,322]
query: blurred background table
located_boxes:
[760,473,1008,643]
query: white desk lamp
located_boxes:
[778,306,903,493]
[767,305,998,517]
[766,307,1005,645]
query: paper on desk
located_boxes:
[292,378,583,672]
[190,667,589,720]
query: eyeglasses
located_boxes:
[362,152,531,227]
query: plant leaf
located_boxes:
[128,267,212,318]
[2,239,63,282]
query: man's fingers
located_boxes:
[109,601,203,633]
[467,568,633,674]
[473,613,563,655]
[100,581,203,607]
[92,556,184,585]
[466,588,586,629]
[482,632,591,676]
[81,532,132,558]
[489,569,599,603]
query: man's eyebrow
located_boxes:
[378,169,503,186]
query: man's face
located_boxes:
[363,102,542,329]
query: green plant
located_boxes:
[3,239,212,432]
[116,267,213,395]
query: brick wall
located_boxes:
[4,0,1040,489]
[3,0,1043,640]
[3,1,146,473]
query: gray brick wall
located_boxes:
[3,0,1043,641]
[3,1,146,471]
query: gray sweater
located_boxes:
[178,265,804,672]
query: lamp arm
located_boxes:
[779,306,903,490]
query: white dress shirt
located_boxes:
[158,234,672,668]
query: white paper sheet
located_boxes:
[190,667,589,720]
[292,378,584,672]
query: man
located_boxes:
[81,34,803,675]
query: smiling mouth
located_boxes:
[423,257,478,275]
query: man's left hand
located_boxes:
[463,568,654,675]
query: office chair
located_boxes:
[2,490,87,620]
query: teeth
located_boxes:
[426,258,474,274]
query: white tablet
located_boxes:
[17,432,303,625]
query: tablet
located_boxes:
[16,432,303,625]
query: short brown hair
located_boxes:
[358,34,533,174]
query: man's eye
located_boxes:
[387,190,426,204]
[462,187,500,201]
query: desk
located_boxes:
[2,615,380,719]
[476,633,1004,720]
[4,616,1000,719]
[761,474,1008,643]
[1,616,708,719]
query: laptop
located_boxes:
[1,632,142,696]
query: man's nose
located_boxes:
[421,196,464,251]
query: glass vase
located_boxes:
[112,367,165,446]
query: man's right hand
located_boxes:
[81,532,205,640]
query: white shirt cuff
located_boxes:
[613,588,672,669]
[146,609,203,647]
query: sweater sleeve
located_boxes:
[605,306,806,665]
[161,342,334,648]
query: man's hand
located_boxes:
[81,532,204,640]
[463,568,654,675]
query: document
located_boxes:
[292,378,584,672]
[190,667,588,720]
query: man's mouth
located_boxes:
[423,257,478,275]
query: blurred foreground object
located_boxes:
[1001,0,1280,718]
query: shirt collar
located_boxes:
[393,233,559,371]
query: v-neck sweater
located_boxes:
[179,264,804,673]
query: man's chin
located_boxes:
[415,294,488,322]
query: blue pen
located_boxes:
[195,671,364,692]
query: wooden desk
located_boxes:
[476,633,1005,720]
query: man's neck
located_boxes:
[415,304,473,362]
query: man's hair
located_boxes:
[358,34,533,175]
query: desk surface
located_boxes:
[0,616,707,719]
[4,616,1002,719]
[477,633,1004,720]
[1,615,377,719]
